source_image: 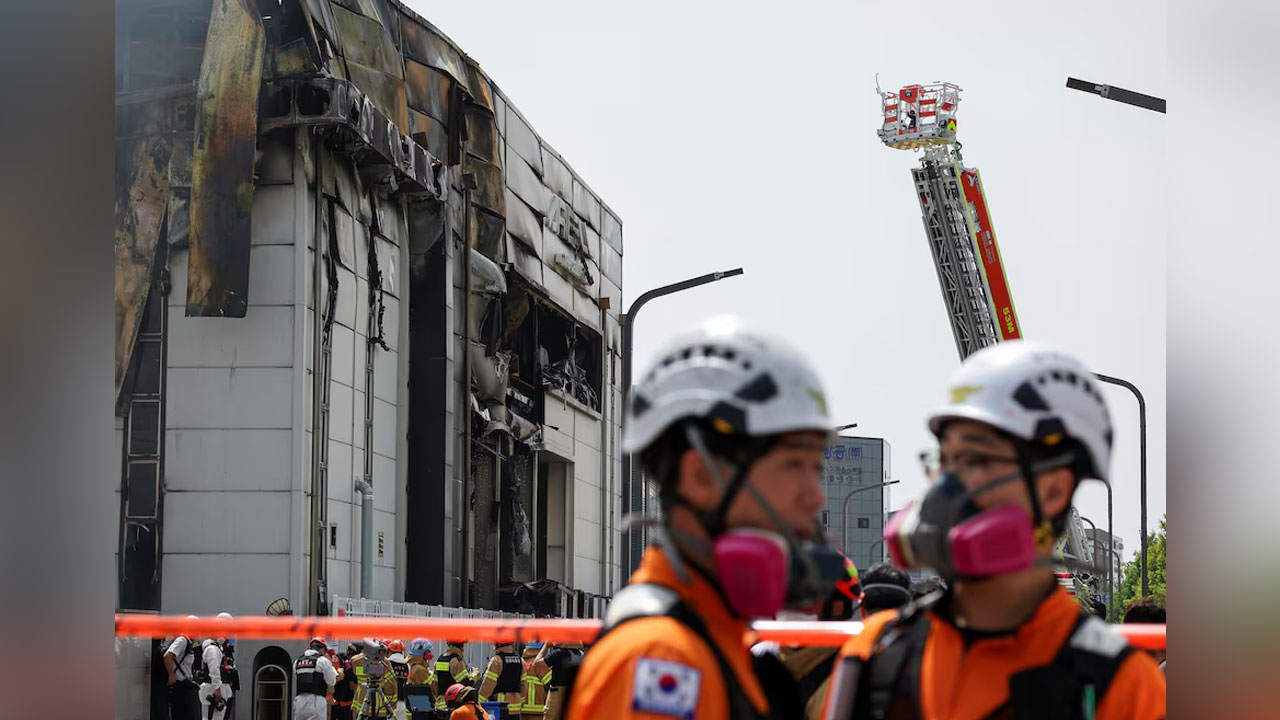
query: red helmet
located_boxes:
[821,553,862,620]
[386,639,405,655]
[834,553,861,603]
[309,637,328,652]
[444,683,474,705]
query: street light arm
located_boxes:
[620,267,745,575]
[841,480,900,553]
[622,268,746,413]
[627,268,746,320]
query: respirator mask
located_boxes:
[883,469,1046,582]
[668,423,847,619]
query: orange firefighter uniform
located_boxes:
[822,586,1166,720]
[564,546,771,720]
[450,700,491,720]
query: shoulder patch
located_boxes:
[632,657,701,719]
[1067,616,1129,658]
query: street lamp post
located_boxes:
[620,268,746,573]
[867,539,884,569]
[1093,372,1149,597]
[841,480,900,554]
[1066,76,1160,598]
[1106,548,1123,622]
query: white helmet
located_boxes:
[926,340,1113,482]
[216,612,233,620]
[623,316,833,453]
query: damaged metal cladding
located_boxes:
[468,248,512,438]
[114,0,624,610]
[114,126,174,403]
[186,0,265,317]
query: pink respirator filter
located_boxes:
[714,529,790,618]
[948,504,1037,577]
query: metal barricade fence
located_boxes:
[331,596,534,672]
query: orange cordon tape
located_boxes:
[115,614,1167,651]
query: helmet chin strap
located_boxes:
[681,423,828,582]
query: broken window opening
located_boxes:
[539,307,602,412]
[505,293,602,416]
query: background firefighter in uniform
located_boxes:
[198,614,233,720]
[752,552,864,720]
[386,640,411,720]
[445,684,490,720]
[332,643,360,720]
[565,316,844,720]
[294,637,338,720]
[478,640,525,716]
[539,641,583,720]
[518,641,553,720]
[351,639,400,719]
[406,638,437,706]
[822,340,1166,720]
[435,641,472,711]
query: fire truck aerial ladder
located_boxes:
[880,80,1096,601]
[878,80,1021,361]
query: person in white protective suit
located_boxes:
[198,613,233,720]
[294,637,339,720]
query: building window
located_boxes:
[857,517,870,529]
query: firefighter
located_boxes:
[478,641,524,717]
[822,340,1166,719]
[444,684,490,720]
[540,642,583,720]
[565,316,842,720]
[434,641,471,711]
[351,639,399,719]
[386,640,411,720]
[754,553,862,720]
[406,638,435,686]
[518,641,553,720]
[294,638,338,720]
[332,644,358,720]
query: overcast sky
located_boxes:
[410,0,1167,563]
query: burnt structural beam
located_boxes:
[620,268,745,574]
[1066,77,1166,113]
[186,0,265,317]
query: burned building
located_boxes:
[114,1,624,716]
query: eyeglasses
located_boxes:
[920,449,1020,479]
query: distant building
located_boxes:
[1083,528,1125,601]
[820,436,891,571]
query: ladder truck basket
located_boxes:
[879,81,962,150]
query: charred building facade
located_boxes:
[114,1,624,716]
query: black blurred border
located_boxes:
[1169,0,1279,715]
[0,2,116,719]
[1,1,1275,718]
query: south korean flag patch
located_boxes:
[632,657,701,719]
